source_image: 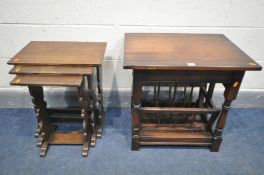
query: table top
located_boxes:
[10,74,83,87]
[8,41,106,66]
[123,33,262,71]
[9,65,93,75]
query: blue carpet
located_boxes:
[0,108,264,175]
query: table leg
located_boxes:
[78,81,91,157]
[211,72,244,152]
[87,76,98,147]
[28,86,45,139]
[131,78,143,151]
[96,65,104,138]
[28,86,52,156]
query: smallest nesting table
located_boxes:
[8,41,106,157]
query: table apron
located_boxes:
[133,70,243,84]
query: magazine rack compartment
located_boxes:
[136,82,221,147]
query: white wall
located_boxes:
[0,0,264,91]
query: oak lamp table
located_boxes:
[8,41,106,157]
[123,33,262,151]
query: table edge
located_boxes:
[123,65,262,71]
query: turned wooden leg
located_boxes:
[210,99,232,152]
[28,86,52,151]
[96,65,104,138]
[78,82,90,157]
[90,92,97,147]
[132,111,140,150]
[211,72,244,152]
[87,76,98,146]
[131,79,143,151]
[28,86,46,139]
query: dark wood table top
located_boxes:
[123,33,262,71]
[8,41,106,66]
[9,65,93,75]
[10,74,83,87]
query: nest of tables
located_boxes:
[8,41,106,157]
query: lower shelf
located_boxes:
[140,122,213,146]
[48,131,84,145]
[140,142,212,146]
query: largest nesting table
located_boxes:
[8,41,106,157]
[123,33,262,151]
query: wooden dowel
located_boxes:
[189,86,194,107]
[172,83,177,106]
[207,83,215,100]
[154,85,157,101]
[183,86,187,107]
[157,83,160,106]
[168,84,172,106]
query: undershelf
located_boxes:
[140,122,213,146]
[48,131,84,145]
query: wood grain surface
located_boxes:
[10,74,83,87]
[124,33,262,71]
[8,41,106,66]
[9,65,93,75]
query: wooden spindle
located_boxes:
[183,86,187,107]
[188,86,194,107]
[168,83,172,106]
[172,83,177,107]
[156,83,161,127]
[154,85,157,102]
[157,83,160,106]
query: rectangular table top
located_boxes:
[8,41,106,66]
[11,74,83,87]
[123,33,262,71]
[9,65,93,75]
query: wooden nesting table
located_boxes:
[123,33,262,151]
[8,41,106,157]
